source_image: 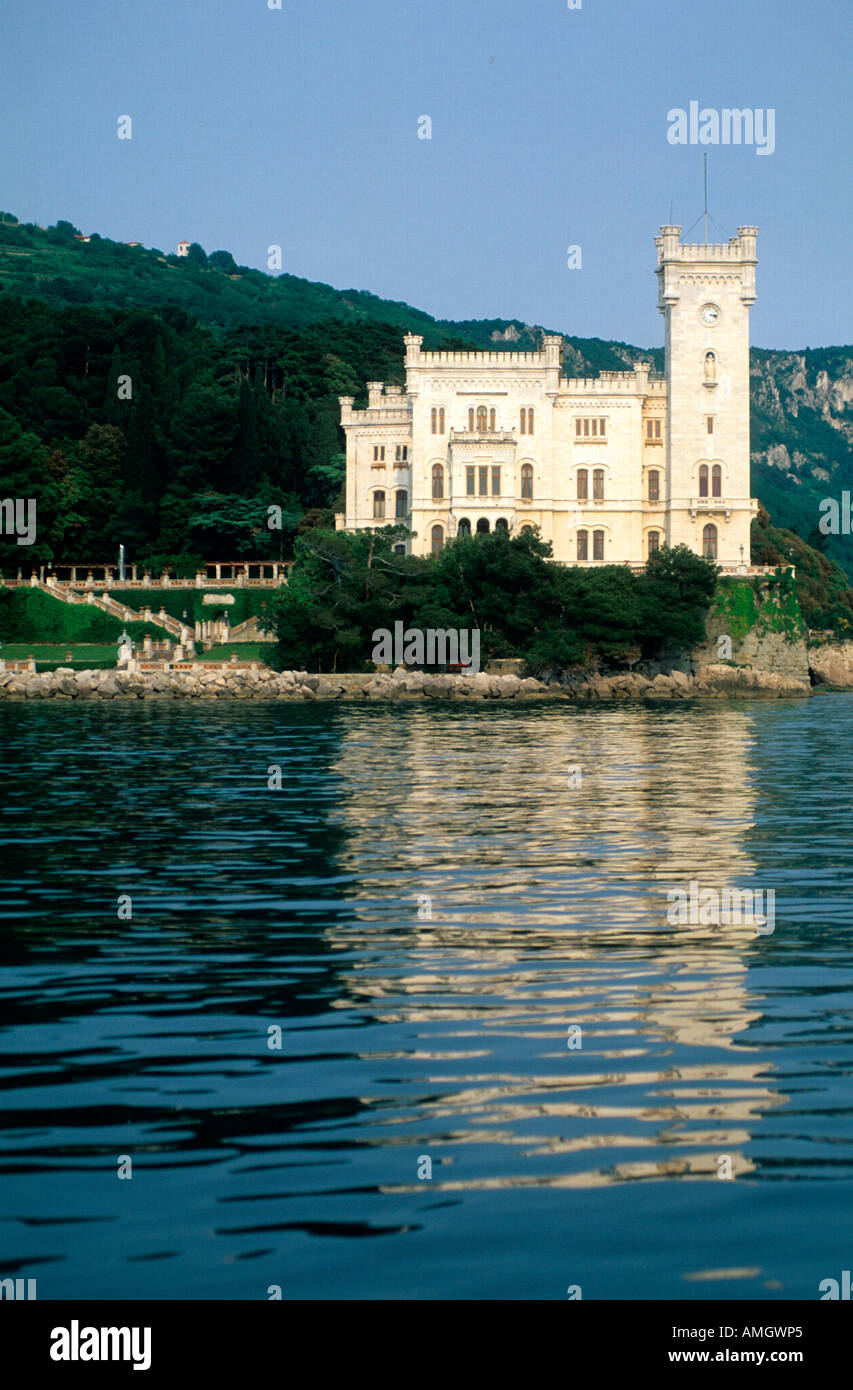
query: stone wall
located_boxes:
[691,572,810,683]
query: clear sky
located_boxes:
[2,0,851,349]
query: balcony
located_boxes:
[690,496,731,519]
[449,430,517,444]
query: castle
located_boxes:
[336,224,759,569]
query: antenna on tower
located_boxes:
[703,154,709,243]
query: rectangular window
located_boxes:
[478,466,488,496]
[648,470,660,503]
[466,467,475,496]
[491,466,501,496]
[646,419,661,440]
[395,490,407,518]
[707,416,714,435]
[576,417,607,439]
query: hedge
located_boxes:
[107,587,276,629]
[0,587,171,643]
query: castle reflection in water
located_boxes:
[322,703,785,1190]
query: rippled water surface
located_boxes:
[2,697,853,1299]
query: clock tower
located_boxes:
[656,224,759,565]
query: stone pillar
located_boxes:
[143,635,152,658]
[216,564,222,580]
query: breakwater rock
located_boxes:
[0,663,812,701]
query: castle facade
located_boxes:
[337,225,759,568]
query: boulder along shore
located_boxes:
[0,663,813,701]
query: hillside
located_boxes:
[0,210,852,597]
[0,213,643,373]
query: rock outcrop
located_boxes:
[808,641,853,689]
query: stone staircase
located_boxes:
[40,579,180,636]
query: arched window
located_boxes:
[699,464,709,498]
[703,523,718,559]
[648,530,660,558]
[521,463,534,499]
[476,405,488,432]
[431,524,444,557]
[395,489,408,518]
[577,468,588,501]
[457,517,471,538]
[712,464,722,498]
[489,408,496,432]
[476,517,490,534]
[432,464,444,499]
[373,491,385,519]
[430,407,437,434]
[520,407,527,435]
[439,407,445,433]
[648,469,660,503]
[593,530,605,561]
[495,517,508,532]
[527,406,534,435]
[468,408,475,432]
[593,468,604,500]
[577,529,588,561]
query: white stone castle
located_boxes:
[337,224,759,569]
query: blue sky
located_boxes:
[2,0,851,348]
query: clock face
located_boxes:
[700,303,721,326]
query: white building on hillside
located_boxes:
[336,224,760,569]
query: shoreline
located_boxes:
[0,664,814,701]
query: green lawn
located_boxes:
[195,642,275,664]
[1,643,117,664]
